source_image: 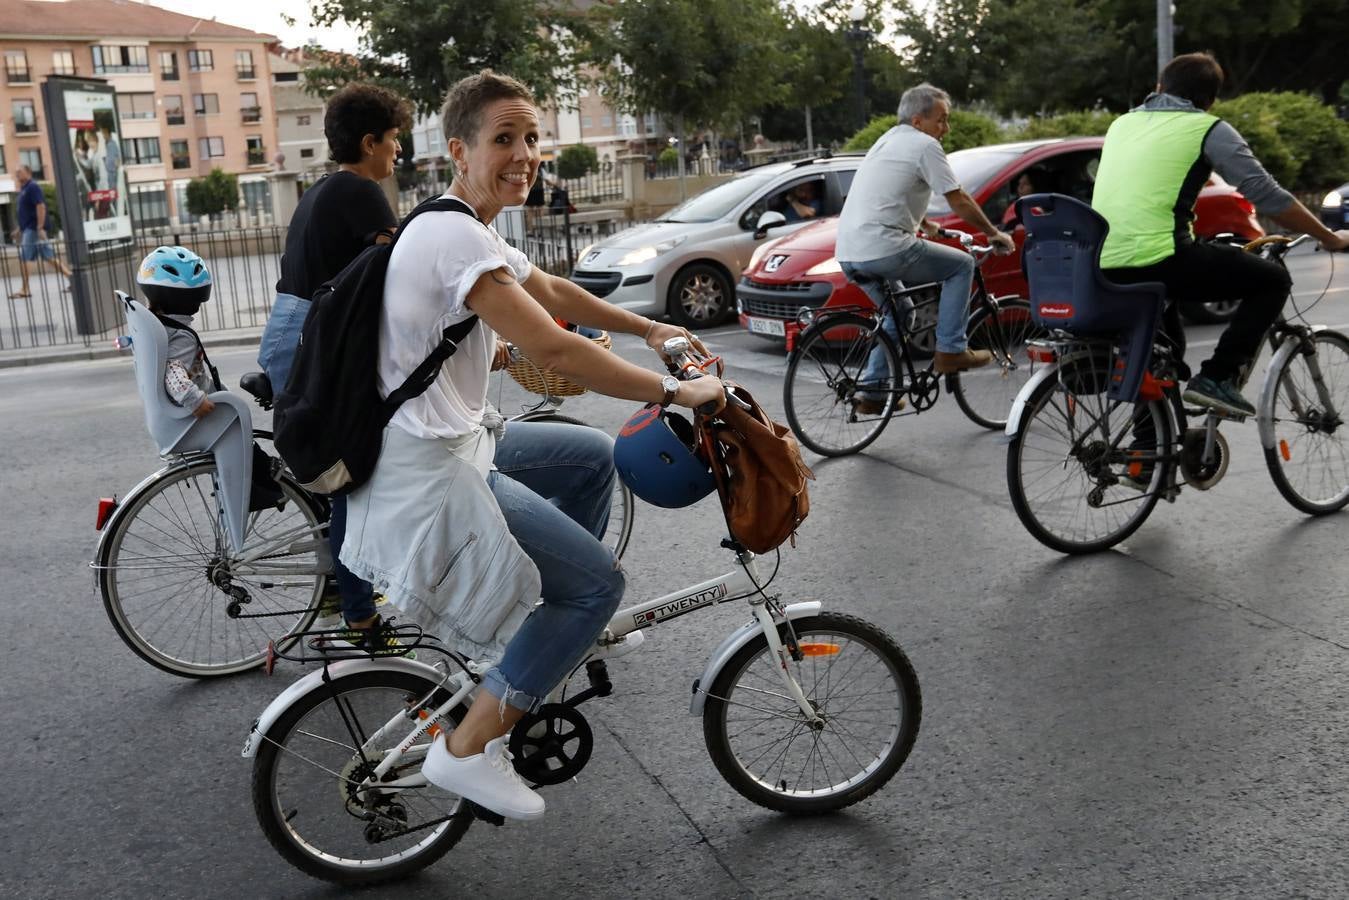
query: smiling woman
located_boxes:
[336,70,726,823]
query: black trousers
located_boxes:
[1105,240,1293,383]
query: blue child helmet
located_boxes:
[137,245,212,315]
[613,404,717,509]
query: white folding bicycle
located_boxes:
[242,341,923,885]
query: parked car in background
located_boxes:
[738,137,1266,351]
[569,155,861,327]
[1322,182,1349,229]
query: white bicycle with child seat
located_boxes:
[241,339,922,885]
[93,295,632,679]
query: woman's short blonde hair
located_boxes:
[440,70,536,145]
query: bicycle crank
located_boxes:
[1180,427,1230,490]
[508,703,593,786]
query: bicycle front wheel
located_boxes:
[702,612,921,814]
[1007,360,1173,554]
[98,457,327,677]
[1264,330,1349,514]
[510,411,635,558]
[952,298,1048,429]
[252,668,472,885]
[784,313,902,457]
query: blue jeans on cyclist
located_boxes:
[483,419,624,711]
[841,238,976,403]
[259,291,377,625]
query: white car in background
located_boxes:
[569,155,862,327]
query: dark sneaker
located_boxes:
[1183,375,1255,417]
[852,394,906,416]
[348,614,414,658]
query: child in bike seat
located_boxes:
[138,246,284,512]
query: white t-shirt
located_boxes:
[379,196,532,443]
[836,124,961,263]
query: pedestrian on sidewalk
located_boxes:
[8,165,73,300]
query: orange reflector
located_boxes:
[798,642,842,657]
[96,497,118,531]
[1280,439,1291,462]
[264,640,277,676]
[418,709,442,737]
[1027,346,1057,363]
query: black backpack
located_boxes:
[272,196,479,495]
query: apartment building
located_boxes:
[0,0,279,231]
[270,48,328,179]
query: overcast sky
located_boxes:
[149,0,365,52]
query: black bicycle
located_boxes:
[783,229,1048,456]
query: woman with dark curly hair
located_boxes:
[257,82,411,641]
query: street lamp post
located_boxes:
[846,3,870,132]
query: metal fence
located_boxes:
[2,203,638,352]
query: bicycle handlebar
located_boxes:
[935,227,998,259]
[661,336,746,415]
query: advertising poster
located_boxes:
[63,85,131,241]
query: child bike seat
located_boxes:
[120,291,254,552]
[1016,193,1167,402]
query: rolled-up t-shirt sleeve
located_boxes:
[441,220,534,317]
[920,142,961,195]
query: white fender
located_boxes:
[1256,329,1325,450]
[689,601,822,716]
[242,655,454,758]
[1004,362,1061,440]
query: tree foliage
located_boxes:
[842,110,1003,154]
[1012,110,1119,139]
[303,0,585,114]
[556,143,599,179]
[185,169,239,218]
[586,0,788,136]
[1212,93,1349,190]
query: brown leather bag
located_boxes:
[708,385,815,553]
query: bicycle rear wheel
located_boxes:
[1264,330,1349,514]
[702,612,921,814]
[252,668,472,885]
[951,298,1049,429]
[1007,360,1173,554]
[510,411,634,558]
[784,313,902,457]
[98,456,327,677]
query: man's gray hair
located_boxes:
[897,84,950,123]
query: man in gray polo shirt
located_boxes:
[838,84,1014,413]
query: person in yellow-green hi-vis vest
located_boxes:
[1092,52,1349,417]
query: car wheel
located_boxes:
[667,263,733,327]
[905,290,938,359]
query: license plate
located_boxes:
[747,316,786,337]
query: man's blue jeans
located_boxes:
[258,292,378,623]
[842,240,976,398]
[481,419,624,712]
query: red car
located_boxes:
[738,137,1264,352]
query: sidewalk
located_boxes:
[0,323,266,369]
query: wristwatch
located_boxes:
[659,375,680,407]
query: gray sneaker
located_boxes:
[1183,375,1255,417]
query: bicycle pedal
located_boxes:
[467,801,505,827]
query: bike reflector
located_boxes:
[1027,346,1057,364]
[798,642,842,657]
[95,497,118,531]
[1280,439,1291,462]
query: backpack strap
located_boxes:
[381,195,482,412]
[151,310,224,392]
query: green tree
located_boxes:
[587,0,789,170]
[302,0,586,114]
[1212,92,1349,191]
[185,168,239,218]
[556,143,599,179]
[1013,110,1119,139]
[842,109,1002,154]
[39,183,61,236]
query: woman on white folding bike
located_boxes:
[336,70,725,822]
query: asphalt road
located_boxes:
[2,248,1347,899]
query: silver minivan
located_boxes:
[570,156,861,327]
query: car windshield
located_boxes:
[657,172,778,223]
[927,147,1025,215]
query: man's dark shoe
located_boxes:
[934,348,993,374]
[1183,375,1255,417]
[852,394,905,416]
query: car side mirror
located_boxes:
[754,210,787,239]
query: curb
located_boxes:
[0,330,264,370]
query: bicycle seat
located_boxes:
[120,291,254,552]
[240,371,274,409]
[1017,193,1166,402]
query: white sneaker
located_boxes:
[422,734,545,821]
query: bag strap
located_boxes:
[151,310,223,392]
[381,195,482,412]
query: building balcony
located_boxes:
[241,106,262,123]
[14,121,38,134]
[6,70,32,85]
[166,113,185,126]
[236,67,256,80]
[171,155,191,170]
[246,148,268,166]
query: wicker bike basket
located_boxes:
[505,330,612,397]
